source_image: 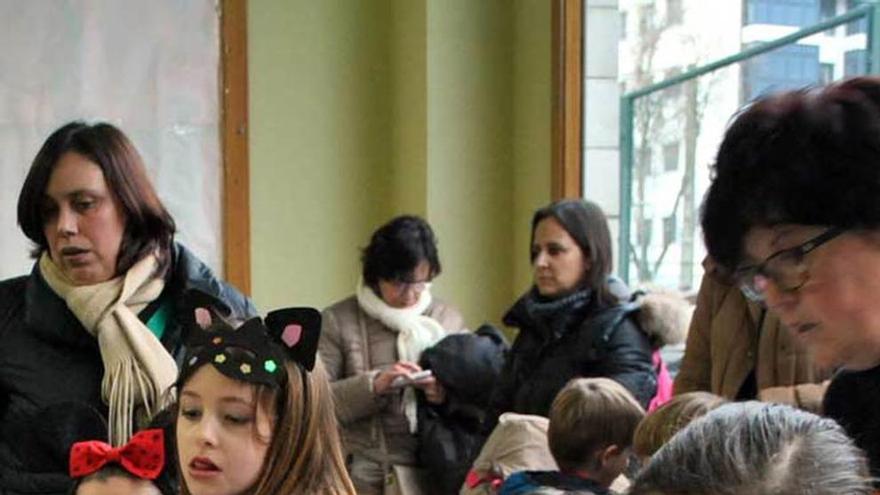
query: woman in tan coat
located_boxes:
[318,215,465,495]
[674,258,830,412]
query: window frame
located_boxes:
[221,0,251,295]
[551,0,584,201]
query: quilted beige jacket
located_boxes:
[318,294,465,465]
[674,259,831,412]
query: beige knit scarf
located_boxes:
[39,252,178,446]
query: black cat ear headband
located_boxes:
[181,290,321,387]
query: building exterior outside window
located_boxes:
[617,0,868,291]
[744,0,819,27]
[742,44,820,101]
[845,48,868,76]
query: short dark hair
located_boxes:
[531,199,614,304]
[630,401,873,495]
[361,215,441,288]
[17,121,176,274]
[702,77,880,272]
[71,465,139,494]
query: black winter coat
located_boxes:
[823,365,880,487]
[418,325,509,495]
[487,290,656,430]
[0,243,256,495]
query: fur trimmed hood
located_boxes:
[632,289,693,349]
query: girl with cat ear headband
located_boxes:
[172,291,355,495]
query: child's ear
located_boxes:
[598,444,625,468]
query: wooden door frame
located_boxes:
[221,0,251,295]
[551,0,583,201]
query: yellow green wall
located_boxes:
[512,0,553,297]
[249,0,550,328]
[390,0,428,216]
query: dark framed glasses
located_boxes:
[734,227,844,302]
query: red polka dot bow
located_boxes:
[69,428,165,480]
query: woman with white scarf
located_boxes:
[318,215,466,495]
[0,122,255,495]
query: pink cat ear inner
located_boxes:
[195,308,212,329]
[281,324,302,348]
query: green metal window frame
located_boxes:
[618,2,880,283]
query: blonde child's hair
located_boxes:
[548,377,645,472]
[633,391,727,459]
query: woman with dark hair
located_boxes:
[699,76,880,482]
[486,199,656,430]
[702,77,880,484]
[0,121,255,495]
[318,214,466,494]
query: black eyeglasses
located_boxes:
[734,227,844,302]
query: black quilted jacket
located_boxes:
[486,288,656,432]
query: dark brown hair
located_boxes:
[17,121,176,274]
[361,215,442,288]
[531,199,615,304]
[703,77,880,272]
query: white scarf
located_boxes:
[39,252,178,445]
[356,278,447,431]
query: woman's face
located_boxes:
[377,260,432,309]
[42,152,126,285]
[743,224,880,371]
[532,217,589,298]
[177,365,274,495]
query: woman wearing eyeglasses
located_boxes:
[673,256,830,411]
[317,214,465,495]
[700,76,880,483]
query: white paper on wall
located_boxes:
[0,0,222,280]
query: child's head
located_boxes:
[548,378,645,486]
[69,428,168,495]
[632,391,727,461]
[74,465,162,495]
[174,297,354,495]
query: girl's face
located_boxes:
[42,152,126,285]
[177,366,274,495]
[532,217,590,298]
[743,224,880,371]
